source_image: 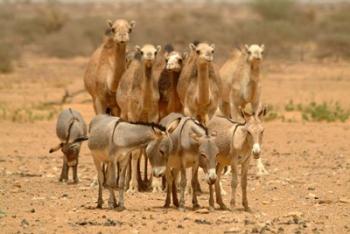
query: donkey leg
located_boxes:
[191,166,200,210]
[127,151,139,193]
[93,158,104,208]
[230,161,238,211]
[215,164,227,210]
[179,167,187,211]
[164,171,172,208]
[117,157,129,211]
[172,169,179,207]
[242,159,251,212]
[106,162,117,209]
[72,164,79,184]
[59,160,68,182]
[209,184,215,211]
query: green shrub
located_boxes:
[302,102,350,122]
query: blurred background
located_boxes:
[1,0,350,123]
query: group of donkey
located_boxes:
[49,18,268,212]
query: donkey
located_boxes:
[207,108,266,211]
[49,108,87,184]
[88,114,179,210]
[146,113,218,211]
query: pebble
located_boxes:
[195,208,209,214]
[224,227,240,233]
[339,198,350,204]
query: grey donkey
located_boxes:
[88,114,179,211]
[207,108,266,212]
[49,108,88,184]
[146,113,219,211]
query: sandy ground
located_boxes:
[0,56,350,233]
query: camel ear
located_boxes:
[190,132,200,143]
[135,45,141,52]
[166,118,181,134]
[244,44,250,52]
[189,43,196,51]
[261,44,265,51]
[107,19,113,28]
[182,52,188,59]
[156,45,162,53]
[130,20,136,28]
[210,44,215,50]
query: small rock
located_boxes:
[21,219,29,227]
[194,219,211,225]
[318,199,332,204]
[339,198,350,204]
[195,208,209,214]
[30,208,35,213]
[224,227,240,233]
[177,224,184,229]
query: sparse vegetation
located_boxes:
[285,101,350,122]
[0,102,61,123]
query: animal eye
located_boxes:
[140,51,144,55]
[128,28,132,33]
[111,28,116,33]
[165,58,169,63]
[196,50,200,55]
[200,154,208,159]
[178,58,183,63]
[248,51,252,55]
[154,51,158,55]
[211,50,214,54]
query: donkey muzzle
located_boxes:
[206,168,217,185]
[152,167,166,178]
[252,143,261,159]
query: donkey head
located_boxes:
[238,107,266,159]
[191,129,219,185]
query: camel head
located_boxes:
[106,19,135,44]
[244,44,265,68]
[135,44,161,68]
[165,51,183,72]
[189,42,215,64]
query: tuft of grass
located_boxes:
[264,105,280,121]
[0,41,20,73]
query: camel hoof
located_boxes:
[163,203,170,208]
[108,202,118,209]
[116,206,125,212]
[192,204,200,210]
[178,207,186,212]
[208,206,215,212]
[219,204,228,210]
[244,206,253,213]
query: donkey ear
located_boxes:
[130,20,136,28]
[189,43,196,51]
[152,126,165,136]
[258,106,267,117]
[166,118,181,134]
[239,107,252,120]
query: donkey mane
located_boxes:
[127,120,166,131]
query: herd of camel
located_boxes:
[49,18,268,212]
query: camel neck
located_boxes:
[197,62,210,106]
[142,66,154,109]
[110,43,126,91]
[168,71,181,112]
[250,64,260,82]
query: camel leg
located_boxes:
[215,164,227,210]
[230,160,238,211]
[242,158,251,212]
[256,158,269,176]
[117,156,129,211]
[94,98,106,115]
[111,106,120,117]
[127,151,139,193]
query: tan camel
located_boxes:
[116,44,162,192]
[219,44,268,176]
[84,19,135,115]
[177,42,221,125]
[158,46,184,119]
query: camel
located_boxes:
[158,45,184,119]
[116,44,162,192]
[219,44,268,176]
[177,42,221,125]
[84,19,135,115]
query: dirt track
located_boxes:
[0,56,350,233]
